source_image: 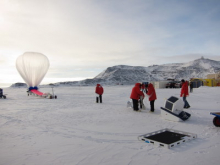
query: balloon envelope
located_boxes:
[16,52,50,88]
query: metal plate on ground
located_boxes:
[138,128,197,149]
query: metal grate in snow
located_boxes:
[138,128,197,149]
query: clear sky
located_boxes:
[1,0,220,85]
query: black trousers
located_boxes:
[132,99,139,111]
[96,95,102,103]
[150,100,155,112]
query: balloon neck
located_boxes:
[29,86,38,91]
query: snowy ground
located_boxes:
[0,85,220,165]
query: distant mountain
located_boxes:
[10,82,27,88]
[49,57,220,86]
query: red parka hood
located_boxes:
[135,83,141,88]
[146,83,157,101]
[96,84,104,95]
[130,83,144,100]
[180,82,189,97]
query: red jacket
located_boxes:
[95,84,104,95]
[180,81,189,97]
[146,83,157,101]
[130,83,144,100]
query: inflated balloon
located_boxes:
[16,52,50,89]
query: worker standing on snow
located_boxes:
[95,84,104,103]
[130,83,145,111]
[145,83,157,112]
[180,79,190,108]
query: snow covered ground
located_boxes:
[0,85,220,165]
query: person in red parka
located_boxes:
[130,83,145,111]
[95,84,104,103]
[180,79,190,108]
[145,83,157,112]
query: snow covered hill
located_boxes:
[50,57,220,86]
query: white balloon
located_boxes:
[16,52,50,88]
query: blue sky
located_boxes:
[0,0,220,85]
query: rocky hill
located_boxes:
[48,57,220,86]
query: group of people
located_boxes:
[130,79,190,112]
[95,79,190,111]
[130,82,157,112]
